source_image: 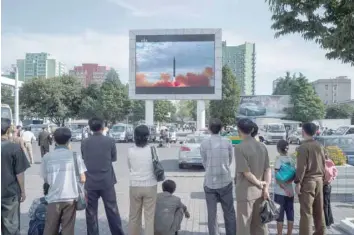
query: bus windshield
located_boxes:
[1,105,12,121]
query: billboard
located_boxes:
[129,29,222,100]
[237,95,292,118]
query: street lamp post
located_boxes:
[14,67,20,126]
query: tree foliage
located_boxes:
[105,68,121,85]
[209,66,241,126]
[154,100,176,123]
[20,76,82,126]
[326,104,354,119]
[1,85,14,112]
[131,100,145,123]
[274,73,325,122]
[267,0,354,65]
[176,101,192,122]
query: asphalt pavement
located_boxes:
[21,141,351,234]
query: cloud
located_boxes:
[107,0,202,18]
[2,29,354,96]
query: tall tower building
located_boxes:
[222,41,256,95]
[16,52,66,81]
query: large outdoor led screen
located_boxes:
[129,29,222,100]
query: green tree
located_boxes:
[1,85,14,112]
[273,72,303,95]
[105,68,121,85]
[288,76,326,122]
[176,101,191,123]
[209,66,241,126]
[131,100,145,123]
[326,104,354,119]
[186,100,197,121]
[20,76,83,126]
[154,100,174,123]
[267,0,354,65]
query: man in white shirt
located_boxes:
[21,127,36,164]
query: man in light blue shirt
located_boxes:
[200,118,236,235]
[40,127,86,235]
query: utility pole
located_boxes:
[14,66,20,126]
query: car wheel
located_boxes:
[178,163,185,169]
[297,139,301,145]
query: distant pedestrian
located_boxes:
[21,127,36,164]
[323,149,337,228]
[294,122,326,235]
[38,127,52,157]
[41,127,87,235]
[200,118,236,235]
[128,125,157,235]
[81,117,125,235]
[1,118,30,235]
[234,118,271,235]
[10,126,26,152]
[154,180,190,235]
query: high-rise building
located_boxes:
[312,76,351,105]
[69,63,109,87]
[16,53,66,81]
[222,41,256,95]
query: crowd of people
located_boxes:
[1,116,337,235]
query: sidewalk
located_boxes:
[21,171,353,234]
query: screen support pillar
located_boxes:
[145,100,154,125]
[197,100,206,130]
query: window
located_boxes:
[333,85,337,90]
[325,85,328,90]
[346,128,354,135]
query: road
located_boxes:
[21,141,351,235]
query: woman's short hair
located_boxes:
[134,125,150,147]
[251,122,258,137]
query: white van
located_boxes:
[259,123,286,144]
[109,123,134,142]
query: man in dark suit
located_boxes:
[38,127,52,157]
[81,117,124,235]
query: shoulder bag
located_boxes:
[73,152,87,211]
[150,146,165,182]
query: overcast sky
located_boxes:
[2,0,353,95]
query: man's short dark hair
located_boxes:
[237,118,254,135]
[53,127,72,145]
[162,180,176,194]
[89,117,104,132]
[251,122,258,137]
[209,118,222,134]
[302,122,317,136]
[1,118,11,136]
[43,183,50,196]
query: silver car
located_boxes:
[178,135,208,169]
[288,129,303,145]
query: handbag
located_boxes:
[73,152,87,211]
[275,162,296,182]
[150,146,165,182]
[259,199,280,224]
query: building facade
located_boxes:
[312,76,351,105]
[222,41,256,95]
[16,53,66,81]
[69,63,109,87]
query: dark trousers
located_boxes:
[204,183,236,235]
[40,145,49,157]
[44,201,76,235]
[86,186,124,235]
[323,184,334,226]
[1,196,20,235]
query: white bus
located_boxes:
[1,104,13,123]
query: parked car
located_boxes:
[288,129,303,145]
[314,136,354,165]
[25,123,57,139]
[109,123,134,142]
[71,129,83,142]
[239,102,266,116]
[178,135,208,169]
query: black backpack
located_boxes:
[28,197,47,235]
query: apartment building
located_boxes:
[69,63,109,87]
[312,76,351,105]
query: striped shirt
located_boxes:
[200,134,233,189]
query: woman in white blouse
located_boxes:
[128,125,158,235]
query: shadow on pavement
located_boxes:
[190,191,205,200]
[160,159,205,173]
[20,212,130,234]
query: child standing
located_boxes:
[323,149,337,228]
[274,140,294,235]
[154,180,190,235]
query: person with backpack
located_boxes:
[28,183,63,235]
[323,150,337,228]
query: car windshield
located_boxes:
[248,103,257,106]
[333,126,349,135]
[318,137,354,148]
[268,124,285,132]
[111,125,125,132]
[1,107,12,120]
[31,127,42,132]
[186,136,207,144]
